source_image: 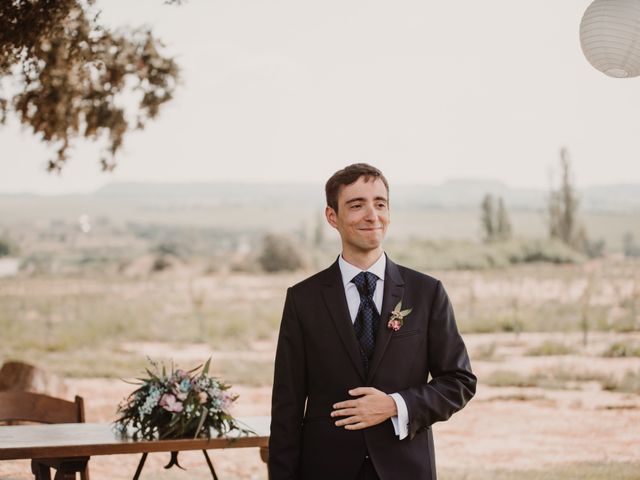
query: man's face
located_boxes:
[326,176,390,254]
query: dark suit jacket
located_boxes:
[269,256,476,480]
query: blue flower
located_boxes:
[179,378,191,392]
[139,388,162,417]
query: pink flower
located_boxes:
[387,319,402,331]
[198,392,208,404]
[221,391,235,413]
[159,393,183,413]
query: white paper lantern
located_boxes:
[580,0,640,78]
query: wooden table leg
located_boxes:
[31,460,51,480]
[163,451,185,471]
[259,446,269,464]
[54,458,89,480]
[260,446,269,479]
[202,450,220,480]
[132,452,148,480]
[31,458,88,480]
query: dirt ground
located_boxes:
[1,332,639,479]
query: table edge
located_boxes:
[0,435,269,460]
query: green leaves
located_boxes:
[393,300,413,317]
[194,406,208,439]
[202,357,211,376]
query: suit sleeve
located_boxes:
[269,287,307,479]
[398,281,477,440]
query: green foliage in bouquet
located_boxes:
[114,358,252,440]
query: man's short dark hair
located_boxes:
[325,163,389,212]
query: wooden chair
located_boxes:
[0,391,90,480]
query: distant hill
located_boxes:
[94,182,320,207]
[91,179,640,212]
[581,184,640,211]
[1,179,638,251]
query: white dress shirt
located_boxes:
[338,253,409,441]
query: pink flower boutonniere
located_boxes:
[387,301,413,331]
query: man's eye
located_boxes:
[351,204,361,209]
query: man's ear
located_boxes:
[325,206,338,229]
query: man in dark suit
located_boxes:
[269,163,476,480]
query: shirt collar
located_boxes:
[338,252,386,287]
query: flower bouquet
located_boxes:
[114,358,252,440]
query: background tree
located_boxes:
[313,212,325,248]
[480,194,512,242]
[548,147,581,248]
[495,197,512,241]
[0,0,179,172]
[623,232,640,258]
[480,193,496,242]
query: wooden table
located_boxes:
[0,416,270,479]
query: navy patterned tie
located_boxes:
[352,271,380,371]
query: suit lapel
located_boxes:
[321,259,366,382]
[367,257,404,383]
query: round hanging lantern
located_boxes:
[580,0,640,78]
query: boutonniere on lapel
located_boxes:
[387,301,412,331]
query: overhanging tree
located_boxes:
[0,0,180,172]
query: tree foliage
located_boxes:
[548,148,580,246]
[547,147,586,249]
[480,193,512,243]
[480,194,495,242]
[622,232,640,258]
[495,197,512,241]
[0,0,179,171]
[547,148,604,257]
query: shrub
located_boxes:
[623,232,640,258]
[601,370,640,394]
[0,237,17,257]
[151,241,190,259]
[602,342,640,358]
[485,370,537,388]
[526,341,575,356]
[386,238,584,271]
[514,239,583,264]
[472,342,498,361]
[486,367,611,390]
[151,255,172,272]
[258,233,306,273]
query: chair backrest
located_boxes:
[0,391,85,425]
[0,361,68,397]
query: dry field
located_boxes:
[1,258,639,479]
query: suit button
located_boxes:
[365,455,370,460]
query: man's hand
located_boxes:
[331,387,398,430]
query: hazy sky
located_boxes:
[2,0,640,194]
